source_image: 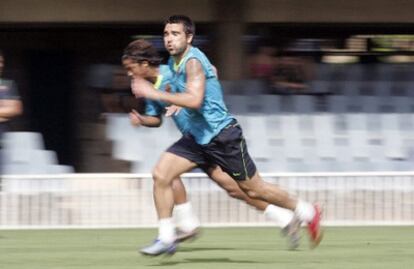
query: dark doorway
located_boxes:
[27,50,75,165]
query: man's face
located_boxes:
[163,23,193,57]
[122,58,147,78]
[0,56,4,77]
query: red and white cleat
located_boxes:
[307,204,323,248]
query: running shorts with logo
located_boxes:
[167,119,257,181]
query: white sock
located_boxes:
[173,202,200,232]
[294,200,315,223]
[264,204,294,228]
[158,218,176,244]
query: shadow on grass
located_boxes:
[151,257,262,266]
[178,246,240,252]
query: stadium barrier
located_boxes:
[1,172,413,229]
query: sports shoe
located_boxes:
[307,204,323,248]
[175,228,200,243]
[140,239,177,256]
[281,215,302,250]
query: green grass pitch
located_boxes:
[0,227,413,269]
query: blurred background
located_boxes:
[1,0,414,228]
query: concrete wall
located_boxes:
[0,0,213,23]
[245,0,414,23]
[0,0,413,23]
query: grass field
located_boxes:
[0,227,413,269]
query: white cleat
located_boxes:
[281,216,302,250]
[175,228,200,243]
[140,239,177,256]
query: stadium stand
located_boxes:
[1,131,75,192]
[104,63,414,173]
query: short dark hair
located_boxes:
[165,15,195,36]
[0,49,3,57]
[122,39,162,66]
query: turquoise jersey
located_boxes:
[144,65,191,134]
[168,46,234,145]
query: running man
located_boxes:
[131,15,323,256]
[122,39,301,252]
[0,50,23,177]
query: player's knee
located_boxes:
[239,185,261,199]
[152,168,170,187]
[246,190,261,199]
[226,188,244,200]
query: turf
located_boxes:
[0,227,413,269]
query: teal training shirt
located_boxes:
[168,46,234,145]
[144,65,191,134]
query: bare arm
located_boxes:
[0,99,23,122]
[131,58,205,109]
[129,109,162,127]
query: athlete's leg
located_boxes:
[172,177,188,204]
[237,172,297,210]
[140,152,197,256]
[171,178,200,240]
[207,165,268,211]
[237,172,322,248]
[152,152,197,220]
[202,120,322,248]
[207,165,300,248]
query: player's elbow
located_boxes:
[187,98,203,109]
[148,122,161,128]
[17,102,23,115]
[14,102,23,116]
[7,101,23,118]
[147,119,162,128]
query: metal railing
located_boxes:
[1,172,413,229]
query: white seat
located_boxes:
[392,96,412,113]
[346,113,370,159]
[292,95,315,114]
[279,115,303,160]
[327,96,348,113]
[241,115,270,160]
[341,81,360,97]
[2,132,45,150]
[48,165,75,174]
[258,95,282,114]
[309,80,331,95]
[224,95,249,115]
[239,79,268,95]
[375,81,393,96]
[105,113,131,140]
[381,113,406,159]
[314,114,336,159]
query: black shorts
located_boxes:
[167,120,257,181]
[167,133,210,171]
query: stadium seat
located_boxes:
[1,132,74,175]
[2,132,45,150]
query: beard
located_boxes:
[169,45,187,57]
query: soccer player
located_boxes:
[131,15,323,256]
[0,50,23,176]
[0,50,22,129]
[122,39,301,252]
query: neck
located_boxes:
[146,66,160,84]
[173,45,192,65]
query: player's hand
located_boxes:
[131,77,159,100]
[165,105,182,117]
[129,109,144,126]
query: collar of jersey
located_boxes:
[173,58,185,72]
[153,74,163,90]
[173,48,191,72]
